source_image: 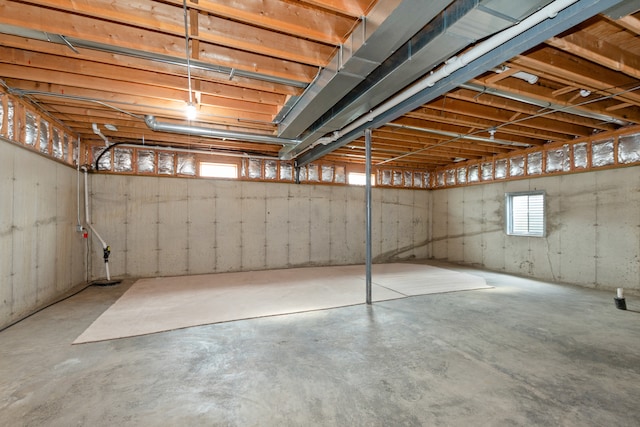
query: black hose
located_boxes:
[94,140,278,171]
[94,141,130,171]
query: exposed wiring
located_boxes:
[377,82,640,165]
[8,89,145,120]
[0,282,93,334]
[94,141,130,171]
[183,0,194,107]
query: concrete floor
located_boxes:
[1,262,639,426]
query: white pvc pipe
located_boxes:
[92,123,109,146]
[76,147,82,229]
[82,167,111,280]
[329,0,579,144]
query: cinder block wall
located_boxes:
[88,174,430,279]
[430,166,640,293]
[0,141,86,329]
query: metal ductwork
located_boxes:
[281,0,556,160]
[296,0,624,167]
[276,0,453,139]
[144,116,299,146]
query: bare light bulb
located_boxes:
[185,102,197,120]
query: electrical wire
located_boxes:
[183,0,193,107]
[0,282,93,334]
[377,82,640,165]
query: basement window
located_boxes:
[348,172,375,186]
[506,191,545,237]
[200,162,238,179]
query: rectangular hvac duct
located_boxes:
[280,0,554,159]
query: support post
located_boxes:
[365,129,372,304]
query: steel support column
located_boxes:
[365,129,372,305]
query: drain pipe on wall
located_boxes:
[76,148,89,284]
[92,123,110,146]
[81,166,121,286]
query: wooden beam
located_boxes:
[193,12,335,67]
[615,15,640,34]
[0,46,287,106]
[0,1,317,83]
[419,97,593,138]
[0,34,303,96]
[8,0,333,66]
[298,0,376,17]
[164,0,356,45]
[547,31,640,80]
[509,48,640,117]
[5,79,277,126]
[451,86,618,131]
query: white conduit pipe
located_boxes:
[92,123,110,146]
[327,0,580,144]
[76,145,83,230]
[82,167,112,281]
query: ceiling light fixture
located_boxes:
[104,123,118,131]
[183,0,196,120]
[185,102,197,121]
[579,89,591,97]
[489,128,496,140]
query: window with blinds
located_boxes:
[506,191,545,237]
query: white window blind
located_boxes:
[506,192,545,237]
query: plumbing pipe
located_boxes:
[324,0,581,147]
[461,82,628,126]
[76,142,83,231]
[82,166,112,281]
[512,71,539,85]
[493,66,539,84]
[145,115,300,146]
[92,123,109,146]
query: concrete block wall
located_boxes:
[430,166,640,293]
[0,141,86,329]
[89,174,430,279]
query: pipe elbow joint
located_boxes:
[144,115,158,130]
